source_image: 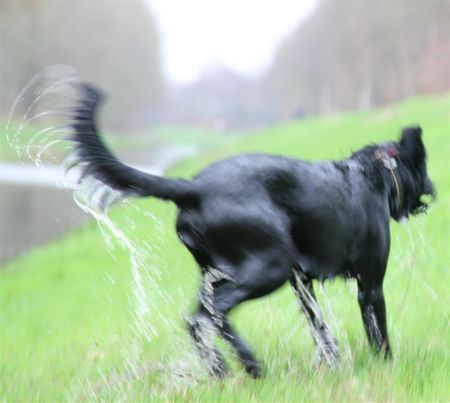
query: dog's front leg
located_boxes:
[357,282,392,358]
[290,271,340,367]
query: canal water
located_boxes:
[0,145,198,264]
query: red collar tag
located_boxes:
[385,146,398,157]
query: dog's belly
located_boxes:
[297,253,352,281]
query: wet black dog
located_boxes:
[70,84,435,377]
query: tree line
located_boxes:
[266,0,450,118]
[162,0,450,128]
[1,1,449,130]
[1,0,161,130]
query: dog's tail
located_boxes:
[68,83,194,204]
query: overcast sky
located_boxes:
[148,0,318,83]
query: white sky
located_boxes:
[148,0,318,83]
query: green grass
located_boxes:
[1,94,450,401]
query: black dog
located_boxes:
[69,84,435,377]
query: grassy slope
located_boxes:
[1,95,449,401]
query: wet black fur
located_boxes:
[70,84,435,377]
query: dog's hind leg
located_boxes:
[186,312,228,377]
[187,269,261,378]
[289,269,339,367]
[190,251,294,378]
[186,272,230,378]
[217,318,261,378]
[211,255,294,377]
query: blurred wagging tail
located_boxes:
[69,83,435,377]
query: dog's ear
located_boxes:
[399,126,425,161]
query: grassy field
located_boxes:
[1,94,449,401]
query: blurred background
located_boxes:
[2,0,449,129]
[1,0,449,261]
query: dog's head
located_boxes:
[394,126,436,220]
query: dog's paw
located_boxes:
[245,361,262,379]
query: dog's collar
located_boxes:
[374,147,402,208]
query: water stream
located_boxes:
[5,66,200,398]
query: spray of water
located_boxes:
[317,282,354,363]
[6,65,78,166]
[73,177,158,347]
[394,218,448,321]
[6,67,205,399]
